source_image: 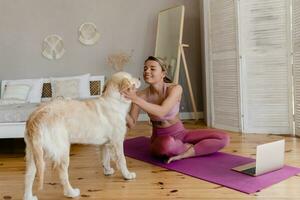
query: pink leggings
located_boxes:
[150,121,230,158]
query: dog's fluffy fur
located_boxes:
[23,72,140,200]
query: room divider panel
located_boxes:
[238,0,293,134]
[205,0,241,132]
[204,0,296,134]
[293,0,300,136]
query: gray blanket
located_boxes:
[0,103,39,123]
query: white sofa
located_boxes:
[0,75,105,139]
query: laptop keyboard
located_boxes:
[241,167,256,175]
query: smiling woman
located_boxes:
[143,56,172,84]
[123,56,230,164]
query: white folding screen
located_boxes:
[207,0,241,131]
[293,0,300,136]
[204,0,296,134]
[239,0,293,134]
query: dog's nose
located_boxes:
[138,77,141,80]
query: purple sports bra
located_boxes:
[148,83,180,121]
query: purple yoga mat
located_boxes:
[124,136,300,194]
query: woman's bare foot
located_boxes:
[167,144,195,164]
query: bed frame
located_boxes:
[0,75,105,139]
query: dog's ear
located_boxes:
[102,80,111,94]
[119,78,131,92]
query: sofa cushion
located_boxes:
[1,78,44,103]
[50,73,90,98]
[2,84,31,101]
[52,79,80,99]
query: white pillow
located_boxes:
[2,84,31,101]
[50,73,90,98]
[1,78,44,103]
[52,79,80,99]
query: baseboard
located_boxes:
[137,112,203,121]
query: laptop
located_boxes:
[232,140,285,176]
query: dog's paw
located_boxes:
[103,167,115,176]
[64,188,80,198]
[23,195,38,200]
[123,172,136,180]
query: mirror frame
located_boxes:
[154,5,185,83]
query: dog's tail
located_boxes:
[25,121,45,190]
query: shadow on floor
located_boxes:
[0,138,25,154]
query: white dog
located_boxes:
[23,72,140,200]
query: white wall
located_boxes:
[0,0,203,112]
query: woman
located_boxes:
[123,56,230,163]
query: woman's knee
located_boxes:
[150,136,175,156]
[218,131,230,146]
[208,130,230,146]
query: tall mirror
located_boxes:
[155,5,185,83]
[155,5,197,120]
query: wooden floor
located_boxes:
[0,120,300,200]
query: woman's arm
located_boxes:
[126,103,140,129]
[125,90,147,129]
[123,85,182,118]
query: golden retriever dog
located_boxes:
[23,72,140,200]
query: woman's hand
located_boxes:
[123,84,182,118]
[122,87,139,103]
[126,114,135,129]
